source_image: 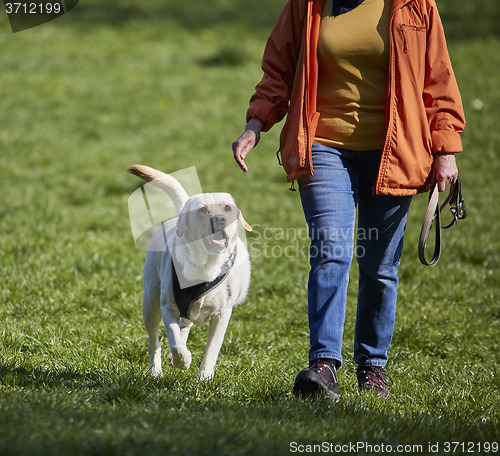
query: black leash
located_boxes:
[418,177,467,266]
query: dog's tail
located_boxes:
[128,164,189,215]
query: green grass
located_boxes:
[0,0,499,454]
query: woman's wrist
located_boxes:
[245,118,265,133]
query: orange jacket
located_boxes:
[247,0,465,195]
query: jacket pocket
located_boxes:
[396,23,427,92]
[399,24,426,54]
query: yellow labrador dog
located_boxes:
[129,165,251,380]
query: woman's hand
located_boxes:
[232,118,265,172]
[430,153,459,192]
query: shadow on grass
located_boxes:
[0,362,167,394]
[62,0,500,42]
[68,0,285,32]
[0,361,498,455]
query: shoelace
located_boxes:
[311,359,337,382]
[358,366,393,390]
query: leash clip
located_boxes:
[418,177,466,266]
[441,178,467,229]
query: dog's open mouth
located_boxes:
[212,229,228,246]
[207,229,228,252]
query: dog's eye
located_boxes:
[198,206,209,215]
[224,205,232,212]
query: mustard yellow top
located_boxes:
[314,0,391,151]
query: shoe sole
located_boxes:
[293,378,339,402]
[358,386,391,398]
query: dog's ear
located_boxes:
[176,199,192,237]
[176,210,187,237]
[237,210,252,231]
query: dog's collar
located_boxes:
[172,246,237,320]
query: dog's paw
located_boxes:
[198,368,215,382]
[169,346,192,370]
[149,364,163,377]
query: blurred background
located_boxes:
[0,0,498,454]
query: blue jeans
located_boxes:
[298,143,412,369]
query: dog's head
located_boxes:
[176,193,251,255]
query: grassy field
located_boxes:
[0,0,498,454]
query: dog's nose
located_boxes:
[210,214,227,232]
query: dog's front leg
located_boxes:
[144,299,163,377]
[162,304,192,370]
[198,308,232,381]
[179,318,193,346]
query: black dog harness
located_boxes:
[171,246,237,319]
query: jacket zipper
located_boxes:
[296,0,320,192]
[377,12,398,194]
[399,24,408,53]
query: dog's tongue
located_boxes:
[212,230,227,246]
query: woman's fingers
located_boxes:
[232,130,257,172]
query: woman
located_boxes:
[232,0,465,399]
